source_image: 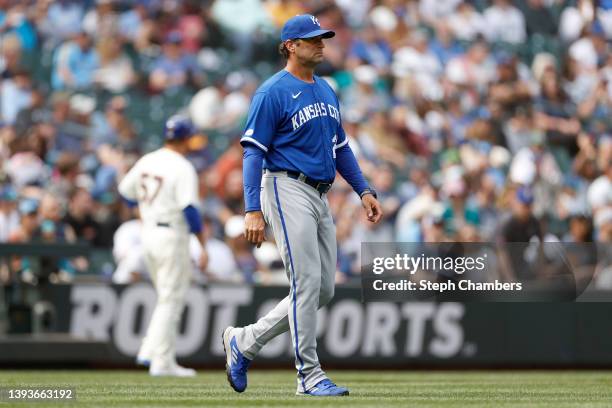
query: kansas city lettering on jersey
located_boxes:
[291,103,340,131]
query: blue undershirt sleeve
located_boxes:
[183,205,202,234]
[336,142,369,196]
[243,145,264,212]
[120,194,138,208]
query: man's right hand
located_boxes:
[244,210,266,248]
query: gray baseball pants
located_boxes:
[233,171,336,393]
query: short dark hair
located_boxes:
[164,137,188,147]
[278,41,290,59]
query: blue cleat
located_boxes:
[222,326,251,393]
[298,379,349,396]
[136,357,150,367]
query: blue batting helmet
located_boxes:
[164,114,195,140]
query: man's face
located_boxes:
[289,35,325,67]
[470,43,488,64]
[76,34,91,51]
[495,0,510,7]
[163,42,181,59]
[512,199,532,220]
[72,190,93,215]
[22,212,39,231]
[14,74,31,90]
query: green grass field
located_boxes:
[0,370,611,407]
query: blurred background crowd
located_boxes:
[0,0,611,287]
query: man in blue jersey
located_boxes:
[222,14,382,397]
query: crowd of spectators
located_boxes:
[0,0,610,287]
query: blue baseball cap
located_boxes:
[0,186,17,202]
[165,30,182,44]
[18,199,39,215]
[516,186,534,205]
[281,14,335,41]
[41,219,56,234]
[164,114,195,141]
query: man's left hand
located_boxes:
[361,194,383,223]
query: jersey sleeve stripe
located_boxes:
[336,138,349,149]
[240,137,269,152]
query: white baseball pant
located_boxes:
[137,224,191,367]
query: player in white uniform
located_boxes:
[118,114,207,377]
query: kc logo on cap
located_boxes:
[281,14,335,41]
